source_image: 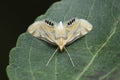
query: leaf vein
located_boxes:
[75,0,96,79]
[86,0,96,19]
[111,0,116,21]
[84,0,96,56]
[85,36,93,56]
[28,44,36,80]
[76,20,118,80]
[99,66,118,80]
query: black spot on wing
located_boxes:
[67,18,76,25]
[45,19,54,26]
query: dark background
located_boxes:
[0,0,59,80]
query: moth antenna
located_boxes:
[64,47,75,67]
[46,48,59,66]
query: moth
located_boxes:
[27,18,93,67]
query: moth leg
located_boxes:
[64,47,75,67]
[46,48,58,66]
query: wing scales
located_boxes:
[65,18,93,45]
[27,21,56,44]
[27,18,93,46]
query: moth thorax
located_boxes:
[55,21,66,38]
[55,21,65,32]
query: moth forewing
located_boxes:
[78,19,93,35]
[27,20,56,44]
[27,21,42,37]
[27,18,93,67]
[65,18,93,45]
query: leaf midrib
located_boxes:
[75,0,119,79]
[76,20,118,80]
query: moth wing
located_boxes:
[27,21,56,44]
[66,18,93,44]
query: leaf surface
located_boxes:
[7,0,120,80]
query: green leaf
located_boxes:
[7,0,120,80]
